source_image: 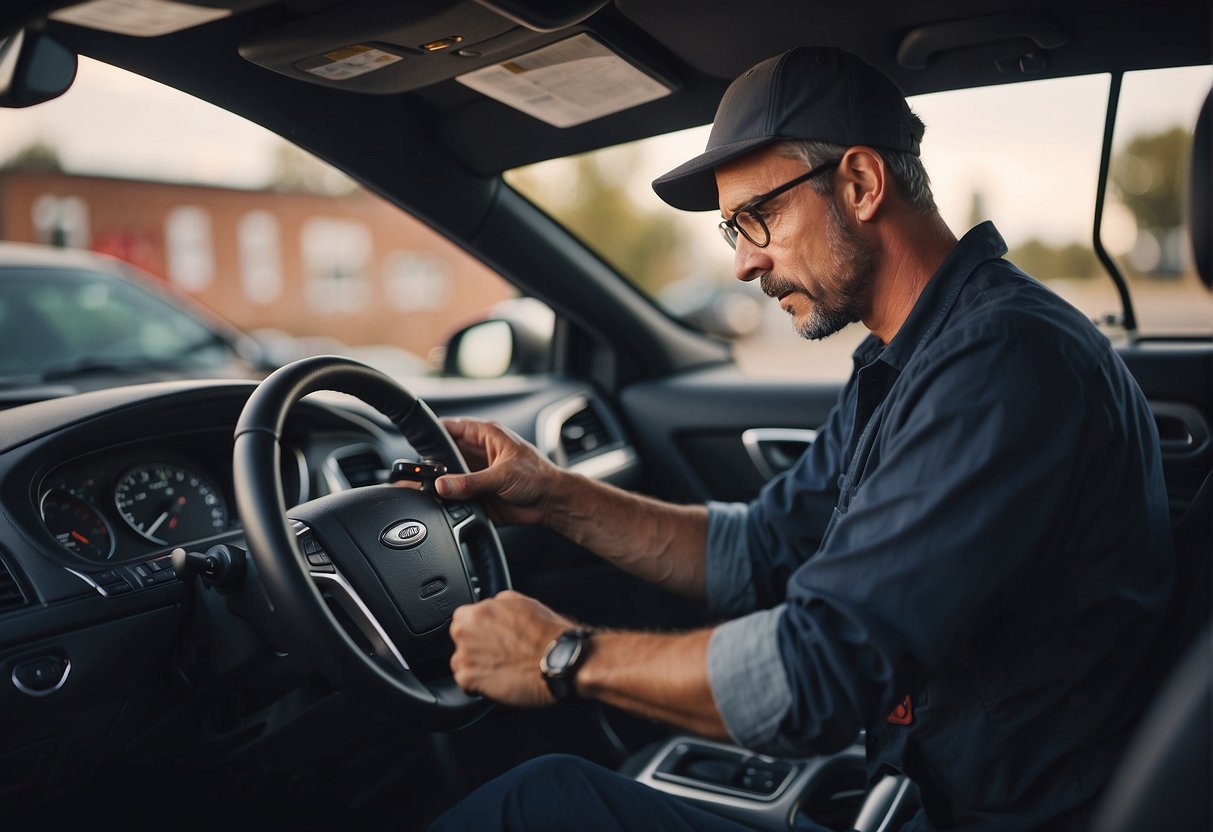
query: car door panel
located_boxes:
[1119,345,1213,520]
[619,366,843,504]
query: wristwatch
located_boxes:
[540,628,594,701]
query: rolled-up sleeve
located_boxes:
[707,606,792,750]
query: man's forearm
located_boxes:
[546,472,709,599]
[575,628,728,739]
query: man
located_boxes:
[427,47,1174,831]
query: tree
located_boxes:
[508,150,691,296]
[1110,126,1189,233]
[2,140,63,172]
[1007,238,1099,281]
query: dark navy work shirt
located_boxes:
[703,223,1175,830]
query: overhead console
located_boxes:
[236,0,672,113]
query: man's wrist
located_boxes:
[540,627,594,701]
[543,471,596,539]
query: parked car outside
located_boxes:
[0,241,266,399]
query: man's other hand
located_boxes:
[435,418,562,526]
[448,590,575,706]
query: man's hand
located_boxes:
[435,418,564,526]
[448,590,574,707]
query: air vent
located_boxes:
[560,404,612,464]
[338,450,386,487]
[0,557,28,612]
[325,445,388,491]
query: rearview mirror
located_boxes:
[0,28,77,108]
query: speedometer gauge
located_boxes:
[41,490,116,561]
[114,463,228,545]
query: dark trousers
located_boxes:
[426,753,831,832]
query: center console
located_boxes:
[631,736,874,831]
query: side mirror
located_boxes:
[443,319,550,379]
[0,28,77,108]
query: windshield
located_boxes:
[509,66,1213,379]
[0,265,236,378]
[0,57,521,390]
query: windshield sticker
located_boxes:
[456,34,672,128]
[303,46,403,81]
[50,0,231,37]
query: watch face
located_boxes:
[548,640,579,669]
[546,637,580,674]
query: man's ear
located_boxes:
[838,146,886,223]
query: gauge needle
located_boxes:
[146,510,170,537]
[71,531,90,544]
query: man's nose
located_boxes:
[733,236,772,283]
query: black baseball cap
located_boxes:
[652,47,923,212]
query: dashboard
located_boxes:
[0,374,641,817]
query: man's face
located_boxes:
[716,148,875,340]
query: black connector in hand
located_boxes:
[389,459,447,494]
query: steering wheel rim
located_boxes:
[233,355,510,725]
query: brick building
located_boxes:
[0,170,513,359]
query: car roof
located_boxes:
[2,1,1208,177]
[0,240,128,271]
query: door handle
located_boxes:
[741,428,818,480]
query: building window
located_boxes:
[238,211,282,304]
[384,251,451,311]
[165,206,214,292]
[301,217,372,313]
[31,194,90,249]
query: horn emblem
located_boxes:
[381,520,428,549]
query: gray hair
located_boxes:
[774,138,938,215]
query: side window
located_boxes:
[0,57,535,378]
[1106,66,1213,335]
[512,72,1206,382]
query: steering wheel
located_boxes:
[233,355,511,726]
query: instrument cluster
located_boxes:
[36,430,306,563]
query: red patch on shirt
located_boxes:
[886,694,913,725]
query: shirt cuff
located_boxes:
[707,605,791,750]
[705,501,758,616]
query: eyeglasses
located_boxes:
[718,161,839,250]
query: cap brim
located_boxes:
[651,136,778,212]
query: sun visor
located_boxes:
[455,34,673,127]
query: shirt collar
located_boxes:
[851,222,1009,371]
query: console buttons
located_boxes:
[149,568,177,585]
[445,503,473,523]
[93,570,133,595]
[306,547,335,573]
[740,765,780,795]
